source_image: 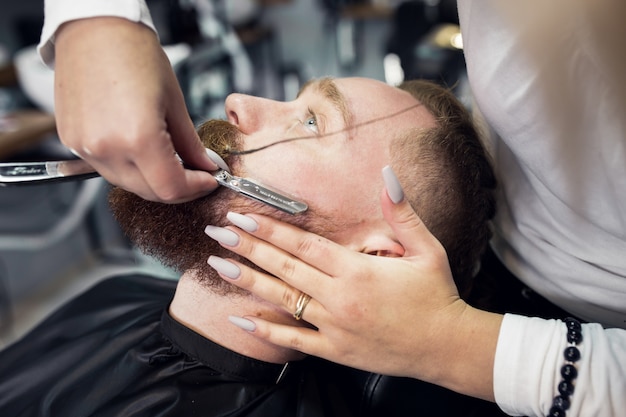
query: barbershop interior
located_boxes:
[0,0,464,348]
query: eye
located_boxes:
[303,109,319,134]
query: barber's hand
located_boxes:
[54,17,219,203]
[208,172,502,400]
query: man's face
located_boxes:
[222,77,436,252]
[110,77,437,292]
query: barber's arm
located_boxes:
[40,1,219,202]
[207,171,503,402]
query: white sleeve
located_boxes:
[38,0,157,67]
[494,314,626,416]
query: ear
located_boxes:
[361,232,406,258]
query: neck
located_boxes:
[169,272,306,364]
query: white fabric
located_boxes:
[38,0,156,66]
[495,315,625,416]
[459,1,626,415]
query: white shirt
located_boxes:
[38,0,156,66]
[459,1,626,415]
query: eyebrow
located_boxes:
[297,77,354,130]
[228,81,423,156]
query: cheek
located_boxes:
[240,152,319,200]
[240,142,383,213]
[240,137,330,190]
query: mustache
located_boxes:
[196,120,242,162]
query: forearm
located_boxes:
[421,304,502,402]
[39,0,156,66]
[423,307,626,416]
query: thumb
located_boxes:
[381,166,442,257]
[164,71,218,173]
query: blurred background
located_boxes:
[0,0,466,348]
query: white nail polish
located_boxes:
[207,256,241,279]
[382,165,405,204]
[228,315,256,332]
[227,212,258,233]
[205,225,239,246]
[205,148,230,172]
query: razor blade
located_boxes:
[0,160,308,215]
[213,169,308,215]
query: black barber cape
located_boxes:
[0,275,352,417]
[0,274,503,417]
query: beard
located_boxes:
[109,120,333,296]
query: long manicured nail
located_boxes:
[227,212,258,233]
[228,315,256,332]
[208,256,241,279]
[205,225,239,246]
[205,148,230,172]
[382,165,404,204]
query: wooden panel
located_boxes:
[0,110,57,159]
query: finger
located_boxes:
[81,147,198,202]
[130,136,218,203]
[209,255,328,324]
[209,254,304,313]
[71,130,218,203]
[206,222,333,301]
[235,316,333,359]
[163,77,219,173]
[380,166,444,257]
[85,157,161,200]
[228,213,361,280]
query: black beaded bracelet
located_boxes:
[546,317,583,417]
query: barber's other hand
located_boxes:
[208,168,501,400]
[54,17,218,202]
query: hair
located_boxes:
[394,80,497,298]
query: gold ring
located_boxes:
[293,292,312,320]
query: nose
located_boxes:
[225,93,281,135]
